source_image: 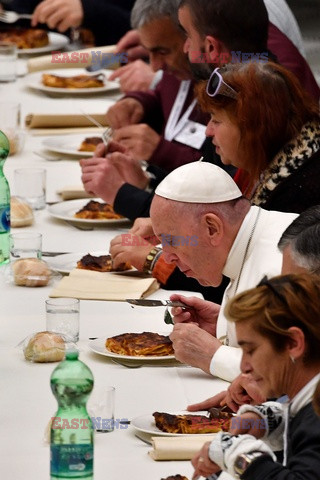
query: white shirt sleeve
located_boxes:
[209,345,242,381]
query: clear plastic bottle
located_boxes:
[50,350,94,479]
[0,130,10,265]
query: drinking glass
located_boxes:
[14,168,46,210]
[87,385,115,433]
[46,297,80,343]
[0,43,17,82]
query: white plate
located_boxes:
[88,337,176,361]
[18,32,69,55]
[48,198,130,226]
[131,412,217,437]
[26,68,119,94]
[42,134,102,157]
[48,251,108,274]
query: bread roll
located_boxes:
[24,331,65,362]
[11,196,34,227]
[12,258,51,287]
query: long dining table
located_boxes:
[0,69,229,480]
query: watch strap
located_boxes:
[142,247,162,274]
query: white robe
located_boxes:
[210,206,298,381]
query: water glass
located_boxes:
[0,43,17,82]
[88,386,115,433]
[0,102,24,155]
[14,168,46,210]
[9,232,42,262]
[46,297,80,343]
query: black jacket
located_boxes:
[243,403,320,480]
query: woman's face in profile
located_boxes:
[205,109,241,168]
[236,320,290,399]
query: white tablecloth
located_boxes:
[0,72,229,480]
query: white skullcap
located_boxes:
[155,161,242,203]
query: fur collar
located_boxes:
[252,121,320,205]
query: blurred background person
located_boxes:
[109,0,309,92]
[197,61,320,213]
[279,205,320,275]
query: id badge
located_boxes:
[174,120,206,149]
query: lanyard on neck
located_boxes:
[164,80,197,141]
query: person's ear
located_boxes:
[202,213,224,246]
[204,35,223,63]
[286,327,306,362]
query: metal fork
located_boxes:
[33,151,64,161]
[0,11,33,23]
[79,110,113,148]
[111,359,142,368]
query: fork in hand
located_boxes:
[0,11,33,23]
[79,110,113,149]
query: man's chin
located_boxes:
[188,60,212,81]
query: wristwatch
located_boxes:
[142,247,162,274]
[234,451,268,477]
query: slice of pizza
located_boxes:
[153,411,231,434]
[77,253,131,272]
[42,73,105,89]
[0,28,48,49]
[74,200,123,220]
[106,332,174,357]
[161,476,189,480]
[78,137,102,152]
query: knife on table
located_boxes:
[126,299,188,308]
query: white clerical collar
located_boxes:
[223,205,260,281]
[290,372,320,417]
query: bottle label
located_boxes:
[50,444,93,477]
[0,205,10,233]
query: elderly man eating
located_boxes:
[147,161,297,381]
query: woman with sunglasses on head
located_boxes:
[192,273,320,480]
[197,61,320,213]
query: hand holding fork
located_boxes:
[0,10,32,23]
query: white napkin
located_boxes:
[27,44,117,72]
[149,435,217,460]
[50,268,159,301]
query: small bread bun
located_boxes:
[24,331,65,362]
[12,258,51,287]
[11,196,34,227]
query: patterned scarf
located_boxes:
[252,121,320,205]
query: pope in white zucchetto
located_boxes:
[150,160,297,381]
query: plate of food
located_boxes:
[48,198,130,226]
[88,333,176,361]
[131,410,232,436]
[48,251,132,275]
[42,134,103,157]
[0,29,69,54]
[26,68,119,94]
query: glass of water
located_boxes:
[14,167,46,210]
[9,232,42,262]
[46,298,80,343]
[0,43,17,82]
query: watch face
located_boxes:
[234,452,264,476]
[234,455,248,474]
